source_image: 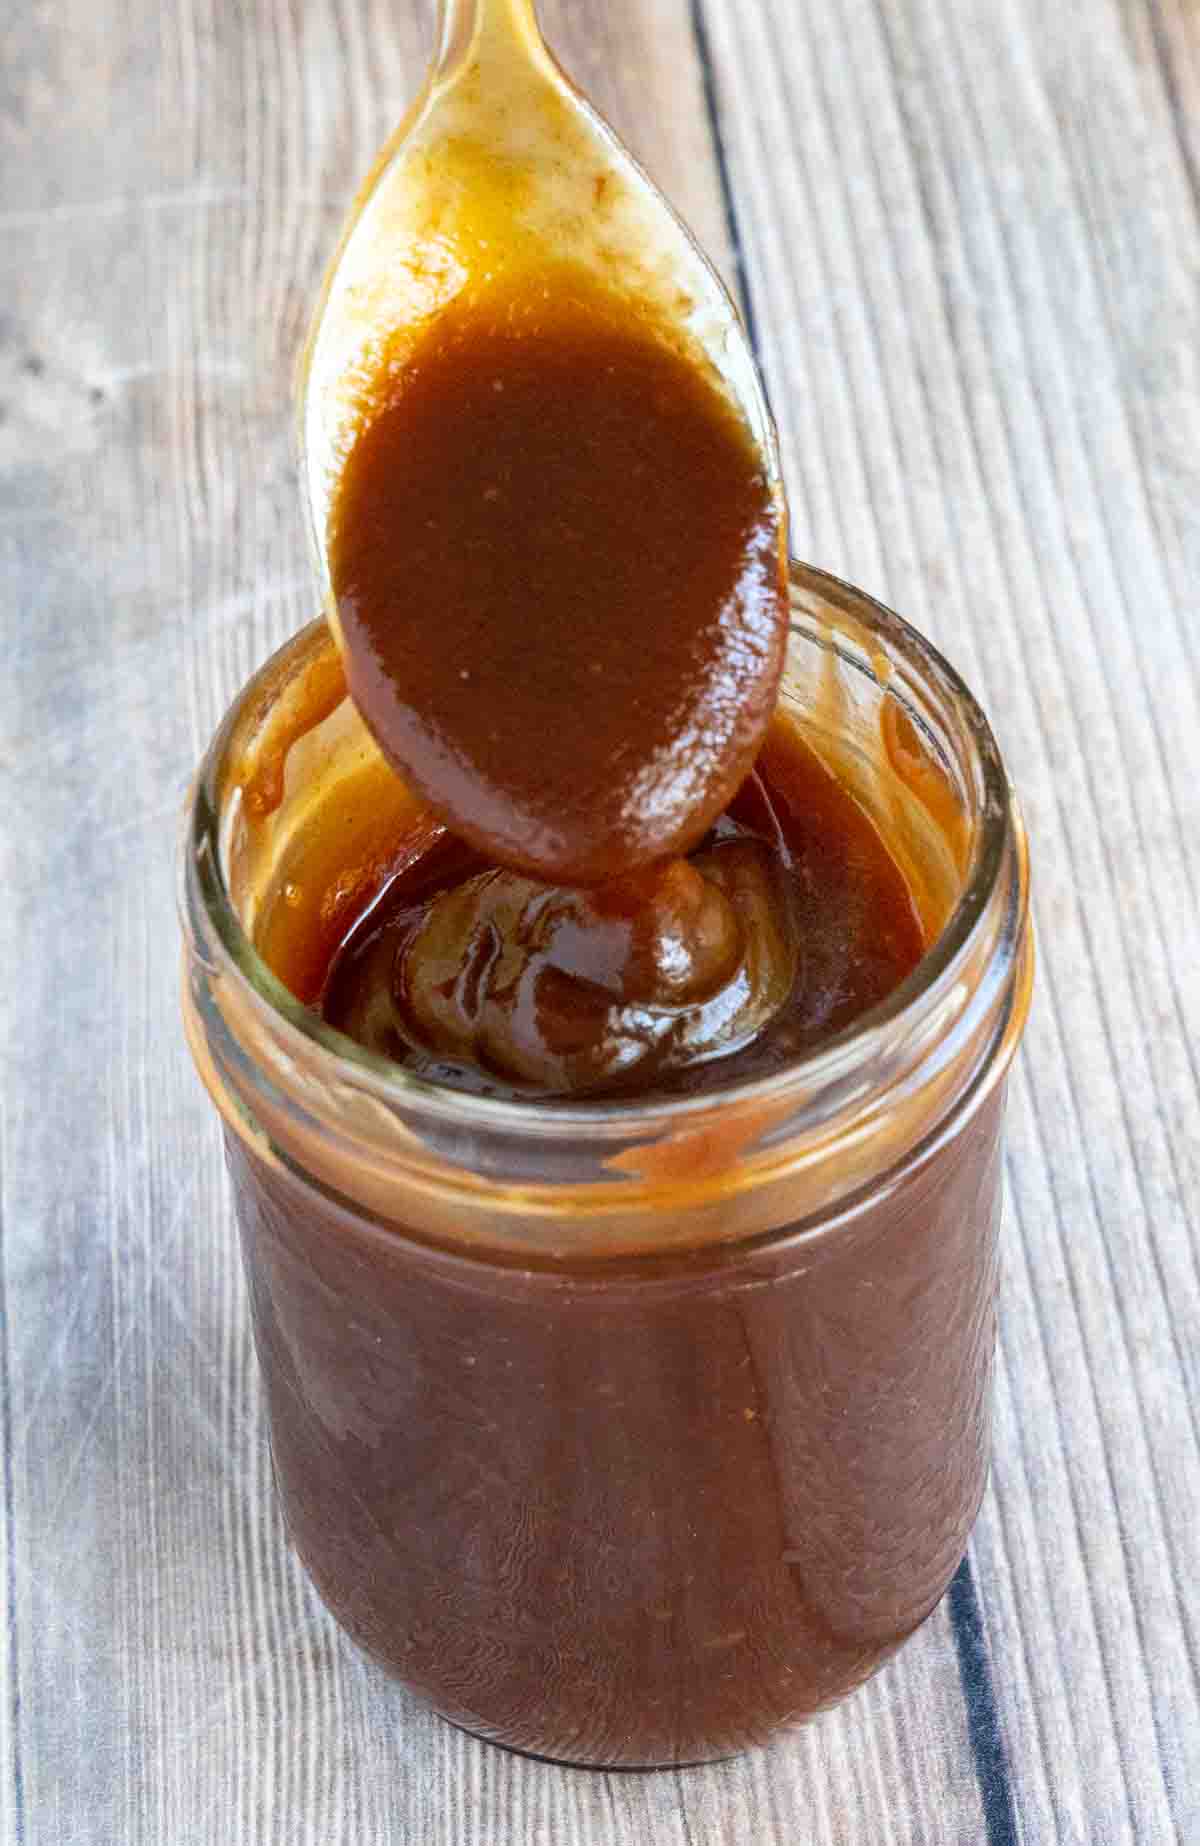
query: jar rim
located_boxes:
[182,559,1024,1147]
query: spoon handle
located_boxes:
[435,0,547,75]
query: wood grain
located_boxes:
[1,0,1197,1841]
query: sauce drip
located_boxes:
[304,717,926,1101]
[329,270,786,887]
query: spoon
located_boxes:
[297,0,789,883]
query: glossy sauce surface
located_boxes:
[296,716,926,1100]
[329,271,786,886]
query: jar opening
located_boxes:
[186,563,1020,1125]
[181,560,1031,1251]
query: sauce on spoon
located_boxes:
[307,0,788,887]
[329,267,785,885]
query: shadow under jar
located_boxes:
[181,562,1032,1768]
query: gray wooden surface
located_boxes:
[2,0,1198,1839]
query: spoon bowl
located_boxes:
[298,0,783,618]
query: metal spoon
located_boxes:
[298,0,783,632]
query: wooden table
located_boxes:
[3,0,1198,1839]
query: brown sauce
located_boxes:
[228,1066,1003,1767]
[221,224,991,1767]
[223,662,1004,1764]
[190,7,1028,1762]
[329,268,787,886]
[252,713,926,1100]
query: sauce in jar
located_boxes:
[272,714,927,1100]
[184,584,1030,1767]
[176,0,1035,1761]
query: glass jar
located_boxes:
[180,561,1032,1767]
